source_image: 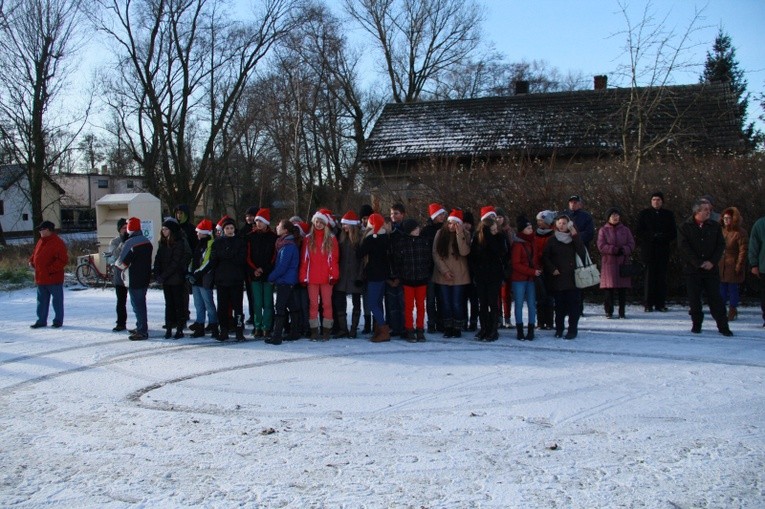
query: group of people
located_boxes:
[28,193,765,342]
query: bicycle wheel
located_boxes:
[75,263,98,287]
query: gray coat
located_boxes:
[335,236,364,294]
[107,235,125,286]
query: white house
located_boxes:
[0,164,64,235]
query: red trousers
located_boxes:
[403,284,427,330]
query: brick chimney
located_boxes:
[594,75,608,90]
[515,80,530,95]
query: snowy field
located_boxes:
[1,286,763,508]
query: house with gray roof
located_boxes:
[360,80,744,202]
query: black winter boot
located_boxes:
[526,324,535,341]
[164,326,172,339]
[174,326,184,339]
[349,308,360,338]
[516,323,526,340]
[217,328,229,341]
[266,315,285,345]
[333,314,349,339]
[287,312,302,340]
[235,314,245,341]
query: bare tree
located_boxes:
[343,0,484,103]
[0,0,90,233]
[612,0,706,186]
[94,0,298,212]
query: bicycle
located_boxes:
[75,252,114,288]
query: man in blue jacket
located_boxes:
[116,217,154,340]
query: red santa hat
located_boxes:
[447,209,463,224]
[216,215,232,231]
[255,208,270,226]
[480,206,497,221]
[341,210,360,226]
[367,213,385,235]
[126,217,142,233]
[428,203,446,220]
[195,219,213,235]
[312,208,334,226]
[295,221,310,237]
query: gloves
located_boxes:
[185,274,196,285]
[155,275,164,285]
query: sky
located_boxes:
[78,0,765,134]
[333,0,765,126]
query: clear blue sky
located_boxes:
[334,0,765,127]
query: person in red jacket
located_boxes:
[512,216,543,340]
[299,209,340,340]
[28,221,69,328]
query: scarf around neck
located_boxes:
[554,231,573,244]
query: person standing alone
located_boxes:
[636,191,677,312]
[29,221,68,328]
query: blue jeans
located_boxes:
[719,282,740,308]
[36,284,64,325]
[512,281,537,325]
[192,285,217,325]
[367,280,387,325]
[437,284,467,323]
[129,287,149,335]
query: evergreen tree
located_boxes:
[701,29,758,149]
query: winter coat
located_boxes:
[636,206,677,263]
[510,234,538,283]
[107,235,127,287]
[190,236,215,289]
[597,222,636,289]
[153,238,189,286]
[29,233,68,285]
[268,235,299,286]
[565,208,595,247]
[677,216,725,277]
[749,216,765,273]
[299,228,340,285]
[719,207,748,284]
[533,229,553,268]
[210,234,247,287]
[246,228,277,282]
[391,232,434,287]
[432,229,471,286]
[335,235,364,293]
[358,231,391,282]
[470,231,507,284]
[542,233,585,292]
[118,232,154,289]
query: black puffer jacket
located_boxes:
[210,235,247,287]
[153,239,188,286]
[470,231,508,284]
[246,229,277,281]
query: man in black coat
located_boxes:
[677,200,732,337]
[636,191,677,312]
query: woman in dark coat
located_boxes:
[210,217,248,341]
[597,207,636,319]
[470,216,507,341]
[154,218,190,339]
[542,214,585,339]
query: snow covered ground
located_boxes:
[1,286,763,508]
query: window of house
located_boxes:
[22,213,29,221]
[0,200,4,215]
[127,180,134,189]
[97,179,108,188]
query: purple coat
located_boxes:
[597,222,635,289]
